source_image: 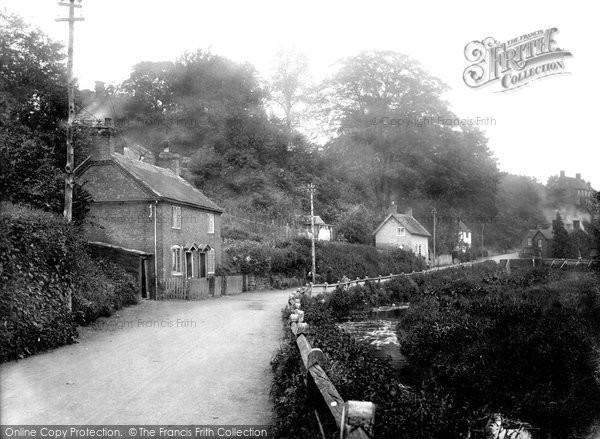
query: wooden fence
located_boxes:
[288,291,375,438]
[161,275,244,300]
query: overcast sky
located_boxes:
[3,0,598,189]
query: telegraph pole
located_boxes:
[431,207,437,267]
[308,183,316,283]
[56,0,84,222]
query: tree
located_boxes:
[552,212,574,258]
[317,50,499,216]
[268,48,311,146]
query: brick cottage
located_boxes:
[75,121,222,299]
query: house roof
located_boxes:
[556,175,593,191]
[302,215,333,226]
[532,228,554,241]
[111,153,222,213]
[458,220,471,232]
[373,213,431,237]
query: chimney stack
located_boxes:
[560,170,565,178]
[387,201,397,215]
[89,121,121,161]
[576,173,581,180]
[405,207,413,217]
[157,145,181,176]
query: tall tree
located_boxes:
[317,50,499,216]
[552,212,574,258]
[269,48,310,147]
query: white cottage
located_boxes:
[373,206,431,257]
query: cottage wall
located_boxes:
[375,218,429,257]
[157,203,222,281]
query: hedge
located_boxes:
[223,237,426,281]
[0,203,138,362]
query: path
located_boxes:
[0,289,293,424]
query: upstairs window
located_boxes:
[527,238,532,246]
[397,227,406,236]
[208,213,215,234]
[172,206,182,229]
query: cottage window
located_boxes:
[172,206,182,229]
[527,238,532,246]
[538,239,543,248]
[207,248,216,274]
[171,246,182,274]
[397,227,405,236]
[208,213,215,234]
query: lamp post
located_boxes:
[431,207,437,267]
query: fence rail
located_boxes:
[542,258,599,268]
[161,275,244,300]
[288,291,374,438]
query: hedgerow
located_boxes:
[224,237,426,281]
[0,203,138,362]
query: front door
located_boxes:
[140,258,147,299]
[199,252,207,278]
[186,252,193,278]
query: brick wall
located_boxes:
[157,202,222,281]
[80,163,150,202]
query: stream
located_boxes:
[337,305,408,368]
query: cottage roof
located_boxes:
[373,213,431,237]
[112,153,222,212]
[302,215,332,226]
[458,220,471,232]
[532,228,554,241]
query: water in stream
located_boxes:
[337,305,408,368]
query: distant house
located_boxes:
[520,219,586,258]
[550,170,596,207]
[373,205,431,257]
[302,215,334,241]
[458,220,472,251]
[75,120,222,299]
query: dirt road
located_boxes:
[0,289,292,424]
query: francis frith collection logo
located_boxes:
[463,28,572,92]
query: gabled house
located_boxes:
[75,121,222,299]
[520,219,587,258]
[373,205,431,257]
[302,215,334,241]
[551,170,596,207]
[458,220,472,251]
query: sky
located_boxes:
[2,0,599,189]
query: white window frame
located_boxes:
[207,248,216,275]
[171,245,183,275]
[172,206,182,229]
[527,238,532,246]
[397,226,406,236]
[208,213,215,234]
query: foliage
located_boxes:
[552,211,575,258]
[223,237,425,280]
[0,203,138,362]
[271,263,600,438]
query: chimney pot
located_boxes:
[576,173,581,180]
[387,201,397,215]
[560,170,565,178]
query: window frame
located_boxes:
[208,213,215,234]
[207,248,216,275]
[171,245,183,275]
[397,226,406,237]
[172,206,182,230]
